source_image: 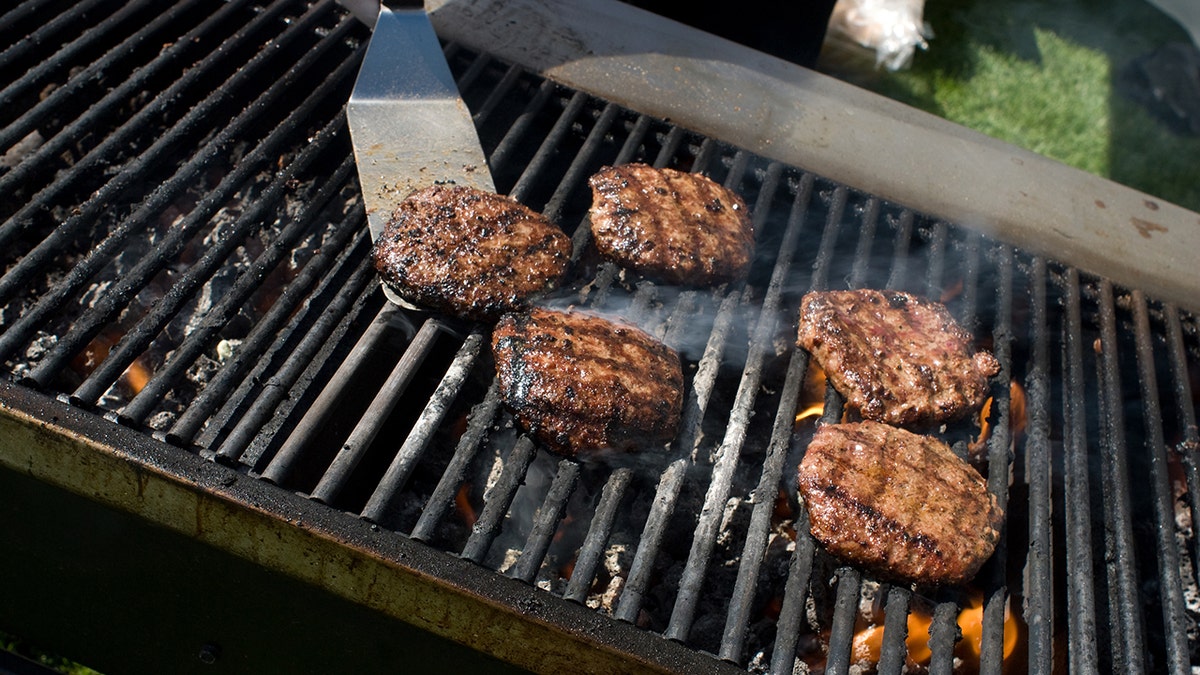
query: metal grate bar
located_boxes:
[1131,291,1192,674]
[652,125,688,169]
[928,598,961,675]
[0,0,173,152]
[165,157,364,445]
[0,0,342,363]
[875,585,913,674]
[0,0,290,247]
[848,197,882,290]
[461,437,539,563]
[808,186,849,292]
[49,91,357,401]
[508,90,589,200]
[615,457,686,623]
[768,502,817,674]
[0,0,113,110]
[978,245,1017,675]
[510,459,581,583]
[961,232,984,333]
[612,285,742,620]
[0,0,61,57]
[665,156,792,640]
[923,220,949,299]
[450,46,492,93]
[1061,267,1100,673]
[719,345,808,663]
[825,571,863,673]
[488,79,558,173]
[309,319,443,504]
[923,222,964,674]
[542,102,621,225]
[563,466,633,603]
[471,63,525,126]
[259,304,406,485]
[410,380,505,541]
[204,227,377,461]
[1096,280,1147,673]
[884,210,915,291]
[1165,305,1200,593]
[359,330,487,519]
[1024,257,1055,673]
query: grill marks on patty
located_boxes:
[798,421,1004,586]
[492,308,684,457]
[587,163,754,286]
[796,289,1000,427]
[371,184,571,321]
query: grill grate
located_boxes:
[2,1,1200,673]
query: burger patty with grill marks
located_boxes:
[798,421,1004,586]
[587,163,754,286]
[491,308,684,457]
[796,289,1000,427]
[371,184,571,321]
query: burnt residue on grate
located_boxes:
[3,2,1200,674]
[0,0,370,431]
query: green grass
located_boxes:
[819,0,1200,212]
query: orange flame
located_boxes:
[795,403,825,424]
[851,595,1019,668]
[71,335,113,377]
[1009,380,1027,437]
[940,279,965,303]
[456,483,477,528]
[795,364,828,425]
[560,557,576,581]
[970,380,1028,455]
[851,610,933,664]
[957,596,1020,661]
[123,358,151,394]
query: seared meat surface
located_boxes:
[798,421,1004,586]
[796,289,1000,427]
[492,308,684,457]
[372,184,571,321]
[587,163,754,286]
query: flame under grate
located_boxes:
[2,1,1200,673]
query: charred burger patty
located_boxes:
[796,289,1000,427]
[372,184,571,321]
[491,308,684,457]
[798,421,1004,586]
[587,163,754,286]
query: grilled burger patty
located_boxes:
[371,184,571,321]
[798,421,1004,586]
[587,163,754,286]
[796,289,1000,427]
[492,308,684,457]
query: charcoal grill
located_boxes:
[2,1,1200,673]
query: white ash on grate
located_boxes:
[587,541,634,614]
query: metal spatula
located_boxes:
[346,3,494,305]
